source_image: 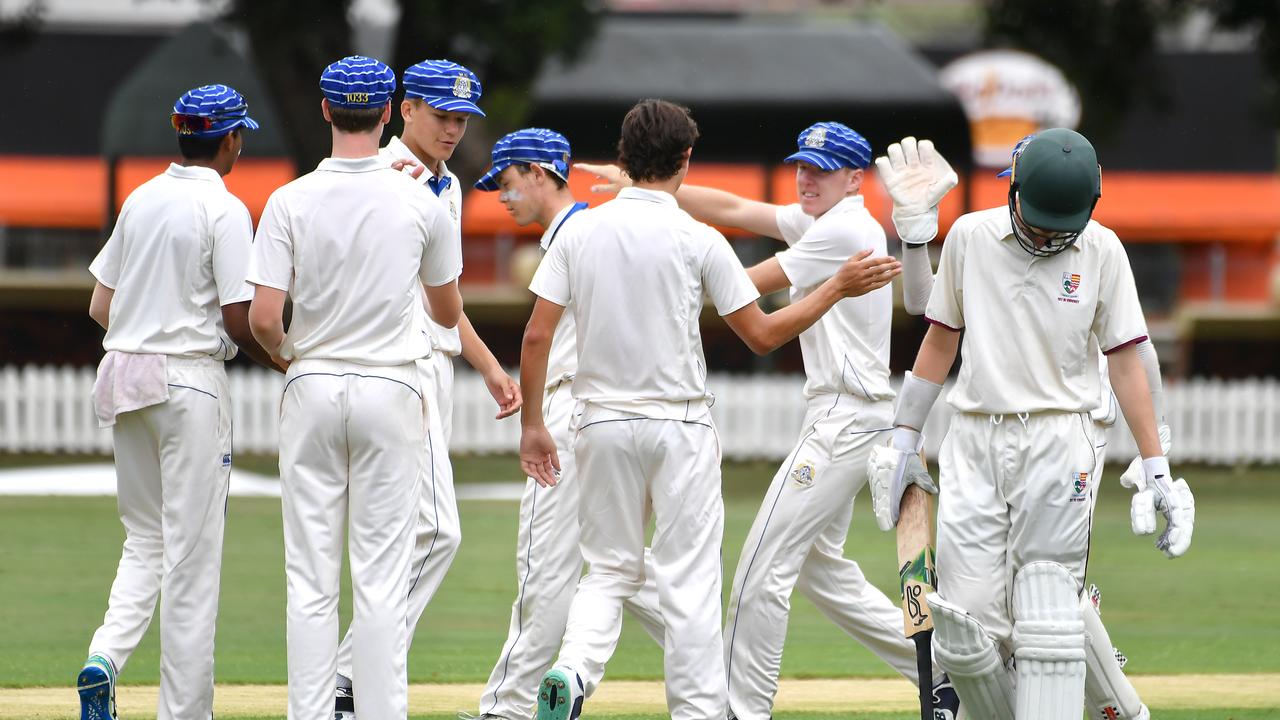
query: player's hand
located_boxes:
[520,424,561,487]
[866,427,938,532]
[1126,455,1195,558]
[390,157,427,180]
[574,162,631,194]
[832,249,901,298]
[269,350,291,373]
[485,369,522,419]
[874,137,958,245]
[1119,423,1172,490]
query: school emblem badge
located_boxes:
[790,461,815,487]
[804,127,827,149]
[1062,273,1081,295]
[1070,471,1088,502]
[452,75,472,99]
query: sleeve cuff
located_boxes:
[717,293,760,317]
[1102,335,1149,355]
[246,278,290,292]
[925,316,962,332]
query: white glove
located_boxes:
[1123,455,1195,558]
[873,137,958,245]
[867,427,938,532]
[1119,424,1172,490]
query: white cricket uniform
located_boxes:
[248,155,459,720]
[478,203,666,720]
[86,163,251,720]
[924,206,1148,650]
[334,138,465,685]
[724,197,923,720]
[530,187,760,720]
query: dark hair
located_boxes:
[515,163,568,190]
[329,104,386,133]
[177,131,231,161]
[618,99,699,183]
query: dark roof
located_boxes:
[527,17,972,165]
[100,22,289,158]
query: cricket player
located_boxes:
[332,58,521,717]
[246,55,462,720]
[868,128,1195,720]
[78,83,272,720]
[519,100,901,720]
[880,134,1185,720]
[465,128,667,720]
[580,121,955,720]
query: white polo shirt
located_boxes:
[380,136,464,356]
[530,187,760,418]
[774,195,894,401]
[247,156,460,366]
[925,206,1148,415]
[539,201,589,389]
[89,163,254,359]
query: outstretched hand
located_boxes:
[390,157,427,180]
[831,249,902,298]
[575,162,631,194]
[874,137,958,245]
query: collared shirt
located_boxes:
[774,195,894,401]
[380,135,464,356]
[539,201,589,389]
[925,206,1148,414]
[530,187,760,417]
[89,163,254,359]
[247,156,460,366]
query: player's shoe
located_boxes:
[536,666,583,720]
[77,654,117,720]
[334,684,356,720]
[932,673,959,720]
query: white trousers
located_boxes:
[88,358,231,720]
[935,411,1097,651]
[279,359,425,720]
[335,352,460,681]
[724,393,920,720]
[479,382,665,720]
[556,405,726,720]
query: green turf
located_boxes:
[1,457,1277,689]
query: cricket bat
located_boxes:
[897,469,937,720]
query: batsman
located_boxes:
[868,129,1195,720]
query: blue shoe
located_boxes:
[932,673,959,720]
[78,654,117,720]
[536,667,583,720]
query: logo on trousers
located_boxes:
[1070,471,1088,502]
[790,461,815,487]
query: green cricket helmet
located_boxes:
[1005,128,1102,257]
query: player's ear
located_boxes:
[380,101,392,126]
[848,168,864,194]
[400,98,414,123]
[320,98,332,123]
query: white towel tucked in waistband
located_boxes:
[93,351,169,428]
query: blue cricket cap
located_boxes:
[403,59,485,116]
[474,128,572,191]
[784,122,872,171]
[170,84,259,138]
[996,134,1038,177]
[319,55,396,109]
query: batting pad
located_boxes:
[928,593,1015,720]
[1012,562,1087,720]
[1082,592,1149,720]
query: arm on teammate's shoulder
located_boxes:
[88,282,113,330]
[676,184,783,240]
[900,243,935,316]
[221,300,285,373]
[909,323,961,387]
[423,280,462,329]
[724,250,900,355]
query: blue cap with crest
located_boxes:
[474,128,572,191]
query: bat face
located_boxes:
[896,485,936,637]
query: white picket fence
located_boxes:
[2,364,1279,465]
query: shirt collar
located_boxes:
[539,201,589,251]
[384,136,453,189]
[317,156,388,174]
[618,186,677,206]
[165,163,224,186]
[820,194,865,216]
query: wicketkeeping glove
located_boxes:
[873,137,958,245]
[867,427,938,532]
[1121,449,1194,558]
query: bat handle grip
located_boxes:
[915,630,933,720]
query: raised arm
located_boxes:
[875,137,957,316]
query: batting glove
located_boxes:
[867,427,938,532]
[873,137,958,245]
[1124,454,1195,558]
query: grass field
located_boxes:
[1,454,1278,719]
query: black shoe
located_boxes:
[932,673,959,720]
[335,685,356,720]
